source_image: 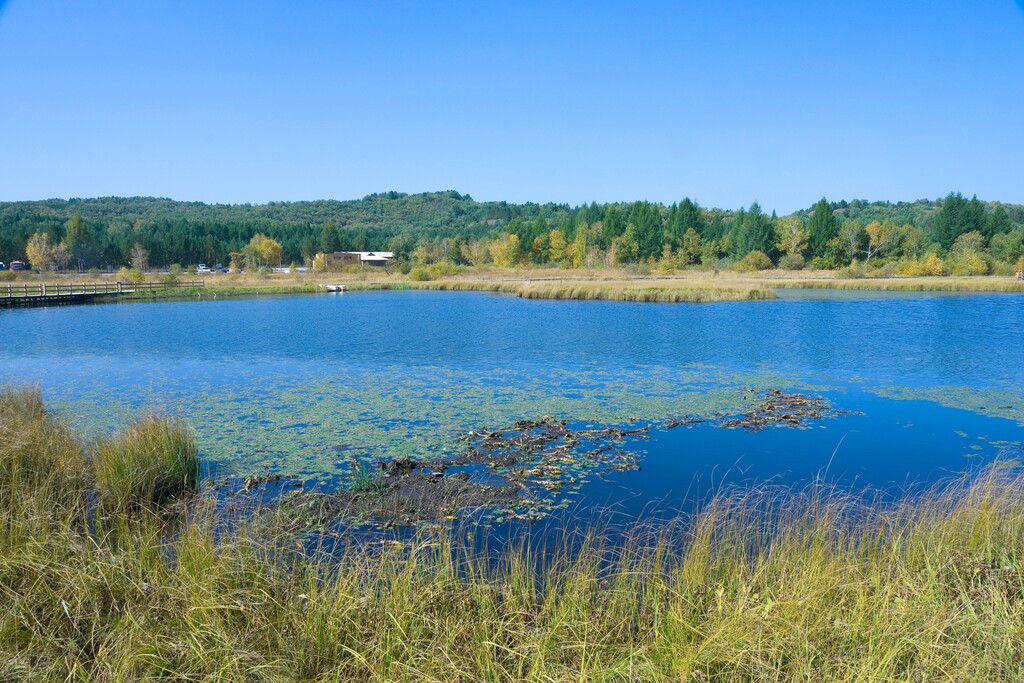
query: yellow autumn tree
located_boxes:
[548,229,568,264]
[489,233,521,268]
[241,234,283,269]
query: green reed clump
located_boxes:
[0,385,88,526]
[93,414,199,510]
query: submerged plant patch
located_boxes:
[266,391,855,528]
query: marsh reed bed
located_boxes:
[2,385,1024,681]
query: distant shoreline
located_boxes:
[5,269,1024,306]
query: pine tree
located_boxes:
[602,206,624,248]
[807,198,837,257]
[986,204,1012,237]
[931,193,985,250]
[320,220,341,253]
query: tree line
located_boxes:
[1,192,1022,274]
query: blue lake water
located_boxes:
[2,290,1023,521]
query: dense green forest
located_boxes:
[1,192,1022,274]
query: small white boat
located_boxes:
[321,284,346,292]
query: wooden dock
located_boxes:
[0,281,205,307]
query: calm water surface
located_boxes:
[2,290,1023,518]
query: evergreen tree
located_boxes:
[678,197,702,237]
[626,201,664,260]
[964,195,987,238]
[807,198,838,257]
[931,193,985,250]
[987,204,1012,237]
[734,202,776,257]
[320,219,341,253]
[601,206,624,248]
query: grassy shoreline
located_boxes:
[4,387,1024,680]
[9,269,1024,305]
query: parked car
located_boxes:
[9,261,27,272]
[196,264,212,274]
[0,262,5,271]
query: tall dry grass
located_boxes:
[2,387,1024,680]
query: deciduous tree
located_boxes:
[26,232,70,272]
[775,216,809,257]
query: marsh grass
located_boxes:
[93,414,199,510]
[348,456,387,494]
[767,275,1024,293]
[24,270,1024,307]
[3,388,1024,680]
[371,279,778,303]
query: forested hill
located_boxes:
[0,192,577,267]
[1,192,1022,270]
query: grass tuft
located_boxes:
[0,385,87,524]
[93,414,199,510]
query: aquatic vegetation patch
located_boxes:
[285,417,647,526]
[870,383,1024,425]
[45,362,808,481]
[717,388,857,431]
[276,392,856,528]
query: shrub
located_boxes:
[810,254,838,270]
[93,415,199,510]
[162,264,182,285]
[397,261,413,275]
[408,267,432,281]
[991,261,1015,277]
[897,253,947,277]
[0,270,16,282]
[838,260,867,278]
[867,261,897,278]
[949,251,990,276]
[735,250,774,272]
[777,253,805,271]
[427,261,461,278]
[116,267,145,284]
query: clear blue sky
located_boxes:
[1,1,1021,214]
